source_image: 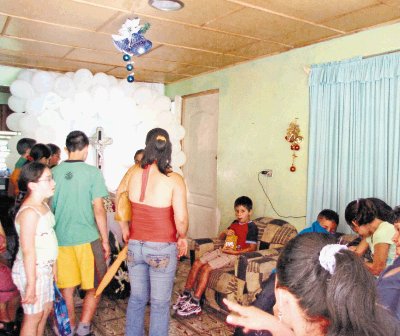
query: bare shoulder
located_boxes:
[168,172,185,185]
[17,207,40,224]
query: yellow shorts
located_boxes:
[56,239,107,290]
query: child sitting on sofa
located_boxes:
[174,196,258,317]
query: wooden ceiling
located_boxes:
[1,0,400,84]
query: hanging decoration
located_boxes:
[284,118,303,172]
[112,18,152,83]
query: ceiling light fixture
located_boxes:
[148,0,184,11]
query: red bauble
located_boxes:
[290,165,296,172]
[290,144,295,150]
[294,144,300,151]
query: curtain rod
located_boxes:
[363,49,400,59]
[303,49,400,74]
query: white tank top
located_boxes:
[15,204,58,264]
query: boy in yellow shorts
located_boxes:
[52,131,110,336]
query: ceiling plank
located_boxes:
[0,36,73,58]
[226,0,346,33]
[322,3,400,32]
[230,0,380,24]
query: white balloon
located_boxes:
[74,91,94,116]
[32,71,55,93]
[44,92,62,111]
[37,109,61,126]
[34,125,57,144]
[25,95,46,116]
[91,85,109,103]
[10,80,34,100]
[153,95,171,111]
[107,75,118,87]
[59,98,75,121]
[73,117,96,136]
[172,141,181,153]
[119,80,135,97]
[73,69,93,91]
[138,106,157,124]
[156,110,173,126]
[65,72,74,78]
[6,113,24,131]
[109,86,124,103]
[134,86,155,105]
[97,101,113,122]
[54,76,75,98]
[17,69,34,83]
[8,96,26,113]
[172,150,186,167]
[19,114,39,134]
[174,125,186,141]
[93,73,110,87]
[49,71,61,79]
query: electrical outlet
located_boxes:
[261,169,273,177]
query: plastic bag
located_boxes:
[53,282,72,336]
[224,235,238,250]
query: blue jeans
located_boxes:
[126,240,178,336]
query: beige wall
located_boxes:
[166,22,400,232]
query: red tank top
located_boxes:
[129,165,177,242]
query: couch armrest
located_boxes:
[189,238,225,265]
[236,249,279,281]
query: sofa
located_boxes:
[189,217,298,313]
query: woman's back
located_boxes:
[128,164,177,207]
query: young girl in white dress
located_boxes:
[12,162,58,336]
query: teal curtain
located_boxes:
[307,54,400,233]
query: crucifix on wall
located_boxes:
[89,127,113,170]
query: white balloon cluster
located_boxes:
[6,68,186,190]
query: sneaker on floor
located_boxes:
[172,292,191,310]
[176,298,202,317]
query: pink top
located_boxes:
[129,165,177,242]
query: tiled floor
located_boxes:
[45,258,234,335]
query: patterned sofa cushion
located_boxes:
[205,268,246,312]
[190,238,225,263]
[260,222,297,248]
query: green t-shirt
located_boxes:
[14,156,27,169]
[366,221,396,267]
[51,161,109,246]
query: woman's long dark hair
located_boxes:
[344,198,393,227]
[276,233,388,336]
[141,128,172,175]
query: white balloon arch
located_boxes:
[6,68,186,191]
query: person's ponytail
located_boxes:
[141,128,172,175]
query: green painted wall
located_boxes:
[0,65,21,104]
[166,23,400,232]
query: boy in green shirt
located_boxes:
[52,131,109,336]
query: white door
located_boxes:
[182,90,219,239]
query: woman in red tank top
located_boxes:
[116,128,188,336]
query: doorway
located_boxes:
[181,90,219,239]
